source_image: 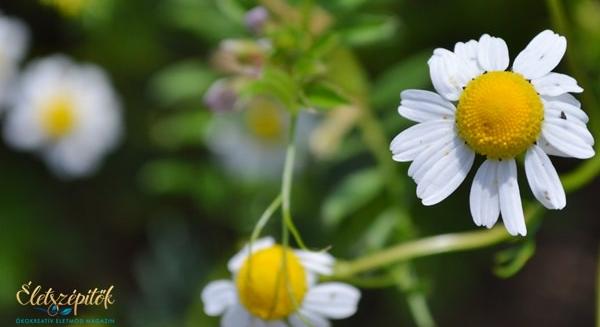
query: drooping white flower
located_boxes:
[3,55,122,178]
[390,30,595,236]
[201,237,361,327]
[0,12,29,107]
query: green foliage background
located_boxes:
[1,0,599,326]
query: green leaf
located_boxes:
[338,14,399,46]
[321,168,383,227]
[371,50,432,109]
[148,60,217,107]
[240,66,298,111]
[150,110,211,150]
[493,240,536,278]
[303,82,350,111]
[362,207,400,251]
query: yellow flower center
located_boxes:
[42,0,88,16]
[456,71,543,159]
[41,95,77,139]
[245,99,285,142]
[236,245,307,320]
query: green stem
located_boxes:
[334,204,544,278]
[546,0,600,137]
[281,115,307,249]
[250,195,282,243]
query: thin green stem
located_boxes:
[334,204,544,278]
[250,195,282,244]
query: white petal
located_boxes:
[289,310,331,327]
[525,145,566,209]
[532,73,583,96]
[542,118,595,159]
[537,135,570,157]
[428,48,478,101]
[294,250,335,276]
[201,280,237,316]
[544,93,581,108]
[454,39,483,73]
[222,304,252,327]
[302,283,360,319]
[407,133,456,181]
[544,98,589,125]
[416,138,475,206]
[398,89,456,123]
[497,159,527,236]
[477,34,509,71]
[470,160,500,228]
[227,237,275,273]
[513,30,566,80]
[390,120,454,162]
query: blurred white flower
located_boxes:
[205,97,315,181]
[202,237,361,327]
[3,55,122,178]
[0,12,29,107]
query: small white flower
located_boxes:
[0,12,29,107]
[202,237,361,327]
[390,30,595,236]
[3,55,122,178]
[205,97,314,181]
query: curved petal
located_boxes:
[497,159,527,236]
[416,138,475,206]
[301,283,360,319]
[544,93,581,108]
[294,250,335,276]
[477,34,509,71]
[542,118,595,159]
[532,73,583,96]
[525,145,566,209]
[227,237,275,273]
[470,160,500,229]
[543,98,589,125]
[408,133,457,181]
[289,311,331,327]
[390,120,454,162]
[398,89,456,123]
[201,280,237,316]
[428,48,478,101]
[454,39,483,74]
[222,304,252,327]
[537,135,570,158]
[512,30,566,80]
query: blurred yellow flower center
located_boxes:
[456,71,543,159]
[236,245,307,320]
[41,95,76,139]
[245,100,284,142]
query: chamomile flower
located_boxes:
[201,237,361,327]
[205,97,314,181]
[390,30,595,236]
[0,12,28,107]
[3,55,122,178]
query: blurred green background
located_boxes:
[1,0,599,326]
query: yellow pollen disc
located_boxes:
[236,245,307,320]
[41,95,77,139]
[245,99,285,142]
[456,71,543,159]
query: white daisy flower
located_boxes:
[201,237,361,327]
[3,55,122,178]
[206,97,315,181]
[0,12,29,107]
[390,30,595,236]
